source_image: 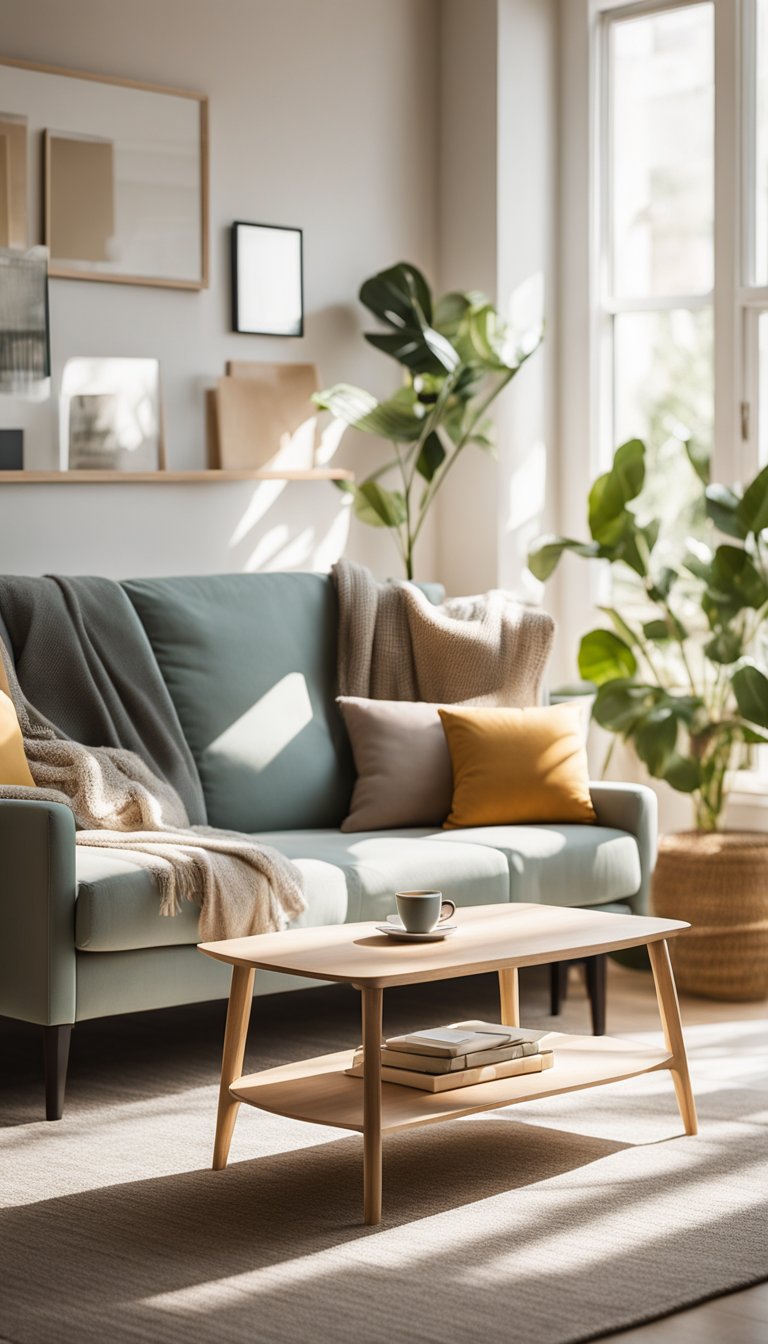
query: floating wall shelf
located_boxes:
[0,469,354,485]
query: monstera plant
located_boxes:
[528,438,768,832]
[314,262,541,579]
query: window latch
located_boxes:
[740,401,751,442]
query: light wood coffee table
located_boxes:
[199,902,696,1225]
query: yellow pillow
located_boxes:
[438,703,595,828]
[0,667,35,788]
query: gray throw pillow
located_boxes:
[337,697,453,832]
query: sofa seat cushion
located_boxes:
[249,829,510,924]
[74,824,638,953]
[429,825,641,907]
[75,849,350,952]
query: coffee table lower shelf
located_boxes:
[230,1032,673,1134]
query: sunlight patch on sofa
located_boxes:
[207,674,313,769]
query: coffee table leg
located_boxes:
[648,939,698,1136]
[212,964,255,1170]
[362,986,383,1225]
[498,968,520,1027]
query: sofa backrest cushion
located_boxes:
[122,573,354,832]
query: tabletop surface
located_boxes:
[198,902,688,989]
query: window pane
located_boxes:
[756,1,768,285]
[614,307,713,563]
[757,312,768,466]
[610,4,714,299]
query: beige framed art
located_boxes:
[0,56,208,290]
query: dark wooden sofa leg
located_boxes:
[43,1025,72,1121]
[585,955,607,1036]
[549,961,569,1016]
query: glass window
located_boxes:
[757,312,768,465]
[753,0,768,284]
[610,4,714,299]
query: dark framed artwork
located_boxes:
[231,221,304,336]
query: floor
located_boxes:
[588,963,767,1344]
[1,957,765,1343]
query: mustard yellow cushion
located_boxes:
[438,703,596,828]
[0,657,35,788]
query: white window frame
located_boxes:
[557,0,766,785]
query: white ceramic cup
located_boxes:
[395,890,457,934]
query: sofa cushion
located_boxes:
[429,825,641,907]
[75,848,350,952]
[337,697,452,832]
[439,703,597,828]
[249,829,510,924]
[74,824,640,953]
[122,573,354,832]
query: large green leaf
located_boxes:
[433,291,472,336]
[739,463,768,535]
[352,481,407,529]
[732,663,768,729]
[578,629,638,685]
[359,262,433,328]
[684,437,710,485]
[703,629,743,664]
[644,614,687,642]
[634,707,678,776]
[312,384,423,441]
[709,545,768,610]
[705,483,748,539]
[359,263,460,375]
[592,680,659,733]
[527,535,602,581]
[415,432,446,482]
[663,754,701,792]
[616,518,659,577]
[364,330,447,376]
[587,439,645,545]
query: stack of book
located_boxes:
[346,1020,554,1092]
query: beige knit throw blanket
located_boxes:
[0,641,306,942]
[333,559,555,705]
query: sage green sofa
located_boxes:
[0,572,656,1118]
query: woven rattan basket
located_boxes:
[652,831,768,1001]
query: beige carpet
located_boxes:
[0,970,766,1344]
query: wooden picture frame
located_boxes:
[231,221,304,336]
[0,55,209,290]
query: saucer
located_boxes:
[376,920,458,942]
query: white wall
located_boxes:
[435,0,559,601]
[0,0,438,579]
[435,0,500,596]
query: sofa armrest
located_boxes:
[0,800,77,1026]
[588,782,657,916]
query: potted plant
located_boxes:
[313,262,541,579]
[528,438,768,1000]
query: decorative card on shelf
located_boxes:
[60,357,164,471]
[215,361,319,470]
[231,222,303,336]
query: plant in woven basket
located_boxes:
[313,262,541,580]
[528,438,768,832]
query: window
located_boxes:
[593,0,767,778]
[600,2,714,576]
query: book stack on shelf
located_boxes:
[346,1020,554,1093]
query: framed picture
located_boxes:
[59,357,164,471]
[231,221,303,337]
[0,56,208,290]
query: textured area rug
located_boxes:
[0,977,766,1344]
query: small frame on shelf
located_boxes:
[231,222,304,337]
